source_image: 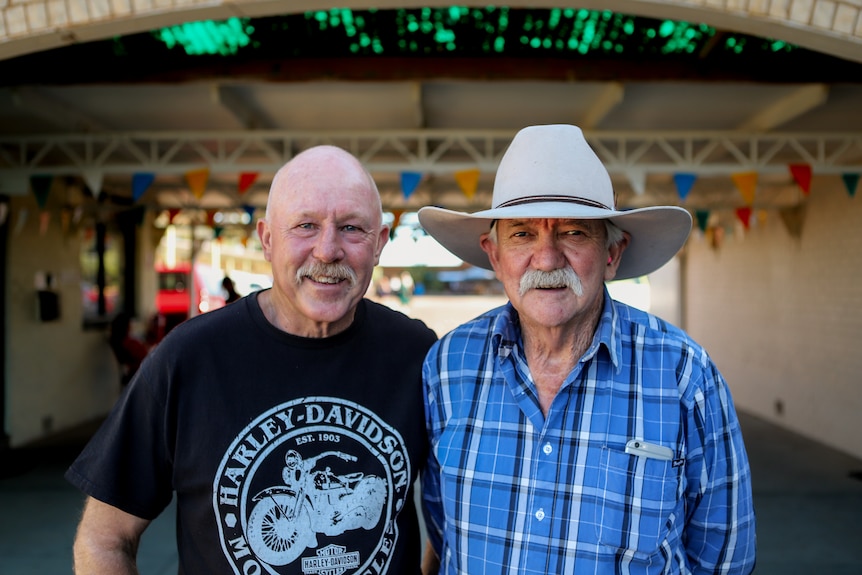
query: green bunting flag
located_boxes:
[842,174,859,198]
[30,175,53,209]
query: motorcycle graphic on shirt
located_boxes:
[213,397,412,575]
[246,449,387,565]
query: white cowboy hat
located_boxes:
[417,124,692,280]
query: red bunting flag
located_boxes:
[39,210,50,236]
[238,172,259,195]
[788,164,812,196]
[731,172,758,205]
[735,207,752,230]
[167,208,181,224]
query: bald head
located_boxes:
[266,145,382,223]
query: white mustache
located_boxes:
[519,267,583,297]
[296,262,357,287]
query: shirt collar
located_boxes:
[491,288,622,372]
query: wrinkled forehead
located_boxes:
[494,217,607,231]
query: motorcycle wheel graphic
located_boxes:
[247,493,316,566]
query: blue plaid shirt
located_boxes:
[422,290,755,574]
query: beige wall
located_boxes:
[6,189,118,447]
[686,177,862,460]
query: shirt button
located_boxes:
[535,509,545,521]
[543,442,553,455]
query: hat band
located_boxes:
[495,194,612,211]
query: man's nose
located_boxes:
[532,232,566,270]
[312,226,344,262]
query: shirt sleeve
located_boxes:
[65,362,175,521]
[683,354,757,574]
[421,346,446,557]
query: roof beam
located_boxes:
[10,87,109,132]
[737,84,829,131]
[580,83,624,129]
[211,85,273,130]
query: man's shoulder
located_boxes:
[611,298,705,354]
[363,299,437,342]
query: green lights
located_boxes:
[156,17,252,55]
[152,7,797,59]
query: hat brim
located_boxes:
[417,203,692,281]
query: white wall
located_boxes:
[5,191,118,447]
[686,176,862,460]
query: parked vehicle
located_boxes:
[154,263,226,340]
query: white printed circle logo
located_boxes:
[213,397,411,574]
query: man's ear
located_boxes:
[373,225,390,265]
[479,232,501,273]
[257,219,273,263]
[605,231,631,281]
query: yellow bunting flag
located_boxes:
[185,168,210,200]
[731,172,758,205]
[454,169,481,200]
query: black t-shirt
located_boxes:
[66,293,438,574]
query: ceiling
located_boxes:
[1,9,861,217]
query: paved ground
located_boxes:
[2,295,861,573]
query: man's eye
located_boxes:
[564,229,586,236]
[342,225,360,232]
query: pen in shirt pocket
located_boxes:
[625,439,674,461]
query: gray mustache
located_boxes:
[519,267,584,297]
[296,262,357,287]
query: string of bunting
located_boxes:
[16,165,862,240]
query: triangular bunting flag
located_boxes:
[626,168,646,196]
[205,210,216,226]
[390,209,404,239]
[167,208,181,224]
[695,210,710,233]
[842,173,859,198]
[81,170,104,198]
[14,208,28,236]
[454,169,480,200]
[242,204,256,222]
[238,172,259,195]
[731,172,758,205]
[185,168,210,200]
[673,173,697,201]
[778,203,807,239]
[789,164,812,196]
[735,206,752,230]
[400,172,422,200]
[132,173,155,202]
[39,210,50,236]
[30,174,53,209]
[213,226,224,239]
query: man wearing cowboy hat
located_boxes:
[418,125,755,574]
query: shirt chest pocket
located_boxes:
[593,445,680,559]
